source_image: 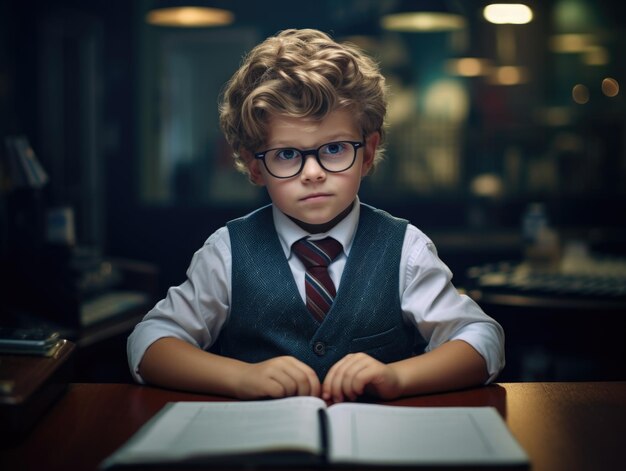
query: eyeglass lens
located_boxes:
[263,141,359,178]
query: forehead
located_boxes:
[265,109,360,146]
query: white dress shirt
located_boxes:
[128,200,505,383]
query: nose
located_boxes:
[300,154,326,182]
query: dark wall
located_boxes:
[2,0,625,296]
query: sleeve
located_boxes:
[126,226,232,384]
[399,225,505,383]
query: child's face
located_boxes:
[247,109,378,230]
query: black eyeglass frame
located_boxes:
[254,140,364,179]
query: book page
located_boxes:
[103,396,326,467]
[327,404,528,466]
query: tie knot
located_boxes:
[292,237,343,269]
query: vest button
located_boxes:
[313,341,326,356]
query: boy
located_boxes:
[128,29,504,403]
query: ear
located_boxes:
[360,132,380,176]
[243,150,267,186]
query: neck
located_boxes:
[289,201,355,234]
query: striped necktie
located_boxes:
[292,237,343,322]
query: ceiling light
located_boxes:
[382,12,465,32]
[483,4,533,25]
[146,6,234,27]
[381,1,466,32]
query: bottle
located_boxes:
[522,203,547,245]
[522,203,560,270]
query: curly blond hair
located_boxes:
[219,28,388,177]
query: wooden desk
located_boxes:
[1,382,624,471]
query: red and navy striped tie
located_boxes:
[292,237,343,322]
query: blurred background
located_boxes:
[1,0,625,382]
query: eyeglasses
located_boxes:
[254,140,364,179]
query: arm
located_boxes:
[389,339,489,394]
[130,228,320,399]
[322,340,488,402]
[139,337,321,399]
[322,226,503,403]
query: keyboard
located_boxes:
[467,259,626,300]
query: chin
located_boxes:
[287,211,336,231]
[301,218,332,227]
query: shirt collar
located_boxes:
[273,197,361,259]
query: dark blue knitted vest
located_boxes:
[217,203,417,380]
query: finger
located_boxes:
[304,368,322,397]
[286,364,314,396]
[322,361,339,400]
[327,354,359,402]
[350,364,378,399]
[285,357,321,397]
[340,357,371,401]
[268,368,298,397]
[322,356,348,401]
[264,379,288,398]
[300,367,321,397]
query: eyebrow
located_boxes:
[267,135,361,149]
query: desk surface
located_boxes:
[1,382,624,471]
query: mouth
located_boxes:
[300,193,332,202]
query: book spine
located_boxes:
[317,408,329,464]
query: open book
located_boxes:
[101,396,529,468]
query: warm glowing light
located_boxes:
[445,58,492,77]
[146,7,234,27]
[483,4,533,24]
[381,12,466,32]
[471,174,504,197]
[550,33,596,53]
[602,78,619,97]
[583,46,609,65]
[487,66,529,85]
[536,107,573,127]
[572,84,589,104]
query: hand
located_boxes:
[235,356,321,400]
[322,353,401,403]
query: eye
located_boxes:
[274,148,300,161]
[320,142,348,157]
